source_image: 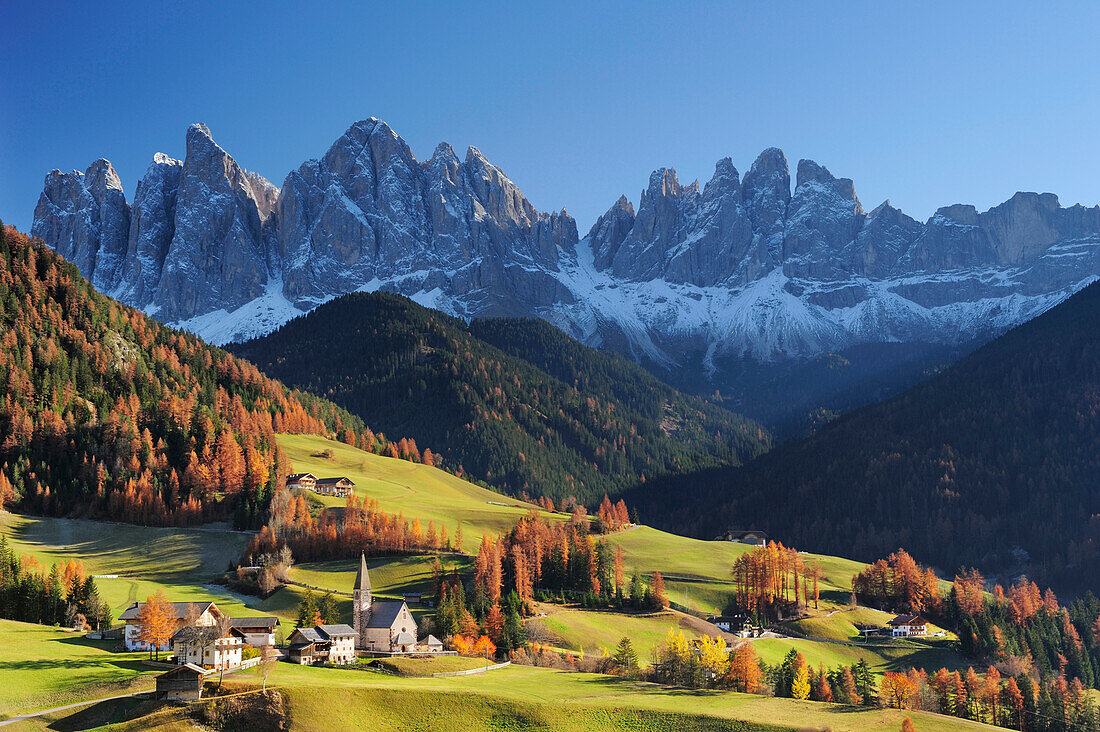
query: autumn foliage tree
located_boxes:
[136,591,175,659]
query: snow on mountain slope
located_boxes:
[31,118,1100,374]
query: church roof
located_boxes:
[364,600,407,628]
[354,553,371,592]
[393,631,416,646]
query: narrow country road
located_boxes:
[0,688,154,727]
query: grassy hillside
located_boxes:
[232,292,770,503]
[16,661,1001,732]
[277,433,562,540]
[234,663,1001,732]
[0,512,255,618]
[0,619,156,720]
[526,608,703,659]
[604,525,866,614]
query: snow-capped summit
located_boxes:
[30,119,1100,381]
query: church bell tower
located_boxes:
[352,553,372,648]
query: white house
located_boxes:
[171,625,243,670]
[888,614,929,638]
[118,600,223,652]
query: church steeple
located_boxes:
[354,553,371,595]
[353,553,372,648]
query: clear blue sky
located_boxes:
[2,1,1098,234]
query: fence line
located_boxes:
[431,661,511,677]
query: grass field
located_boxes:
[0,619,158,721]
[369,655,486,676]
[603,525,867,614]
[526,609,702,659]
[750,635,971,676]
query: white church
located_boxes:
[352,554,442,654]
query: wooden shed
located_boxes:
[155,662,205,701]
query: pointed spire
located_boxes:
[354,553,371,592]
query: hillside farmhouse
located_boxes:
[715,529,768,545]
[119,601,224,651]
[888,614,929,638]
[286,472,355,497]
[314,476,355,497]
[286,473,317,491]
[288,624,358,665]
[171,625,244,670]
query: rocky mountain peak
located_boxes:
[85,159,124,194]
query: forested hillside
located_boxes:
[630,281,1100,591]
[0,224,380,528]
[231,293,769,502]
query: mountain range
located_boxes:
[32,118,1100,394]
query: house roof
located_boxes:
[364,600,407,628]
[423,634,442,646]
[159,663,206,679]
[317,624,357,638]
[315,476,354,486]
[229,617,279,629]
[354,553,371,592]
[286,473,316,481]
[393,631,417,646]
[292,627,326,643]
[120,601,218,621]
[888,614,927,626]
[719,529,767,539]
[170,625,227,645]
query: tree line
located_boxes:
[0,535,111,630]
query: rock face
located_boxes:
[31,118,1100,377]
[33,159,130,293]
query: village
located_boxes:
[112,553,452,701]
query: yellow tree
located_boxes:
[791,652,811,699]
[697,635,729,680]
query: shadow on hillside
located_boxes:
[0,657,146,673]
[46,697,165,731]
[5,514,243,581]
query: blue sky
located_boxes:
[2,1,1098,233]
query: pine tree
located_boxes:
[613,636,639,674]
[296,588,318,628]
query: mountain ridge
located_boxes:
[32,118,1100,381]
[625,278,1100,591]
[229,291,769,502]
